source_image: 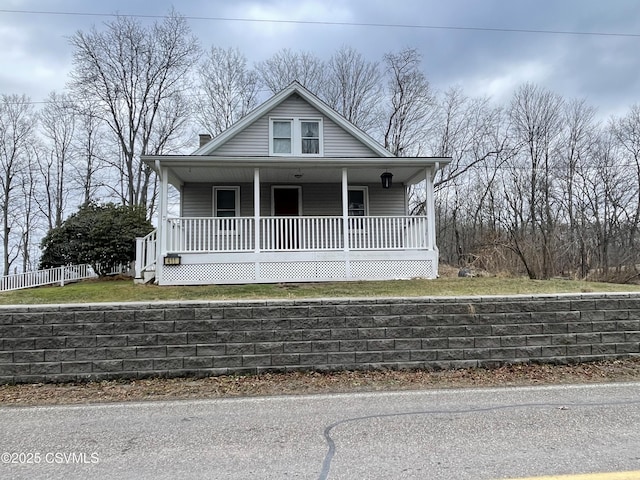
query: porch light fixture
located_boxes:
[163,253,181,266]
[380,171,393,189]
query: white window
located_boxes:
[213,187,240,217]
[272,121,292,154]
[348,187,368,216]
[301,121,320,154]
[270,118,322,156]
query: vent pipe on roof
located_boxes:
[199,134,212,147]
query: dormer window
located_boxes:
[272,121,292,154]
[270,118,322,156]
[301,121,319,154]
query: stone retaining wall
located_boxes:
[1,293,639,384]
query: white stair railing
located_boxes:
[135,229,157,279]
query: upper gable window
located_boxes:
[270,118,322,156]
[272,121,292,154]
[301,121,319,154]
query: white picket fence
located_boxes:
[0,264,130,293]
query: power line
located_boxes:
[1,8,640,38]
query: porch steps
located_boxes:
[134,270,156,285]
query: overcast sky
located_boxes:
[1,0,640,119]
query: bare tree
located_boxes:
[431,95,513,268]
[68,9,201,208]
[71,100,109,204]
[431,87,508,188]
[195,46,260,137]
[323,46,381,131]
[611,104,640,254]
[38,91,76,229]
[381,48,436,156]
[18,147,43,272]
[506,83,564,278]
[0,94,38,275]
[572,129,628,280]
[256,48,326,94]
[556,98,598,276]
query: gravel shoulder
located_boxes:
[2,358,640,407]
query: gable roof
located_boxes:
[193,81,394,158]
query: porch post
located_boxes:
[254,168,261,253]
[159,165,169,255]
[254,168,261,281]
[156,163,169,283]
[425,166,436,250]
[342,168,350,277]
[342,168,349,251]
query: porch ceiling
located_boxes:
[144,156,451,187]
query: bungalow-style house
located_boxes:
[135,81,450,285]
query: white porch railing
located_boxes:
[167,217,255,252]
[161,216,429,253]
[347,216,428,250]
[261,216,343,251]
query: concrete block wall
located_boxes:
[1,293,639,384]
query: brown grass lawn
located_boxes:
[2,272,640,305]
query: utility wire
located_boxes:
[1,8,640,38]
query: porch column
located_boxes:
[342,168,351,278]
[254,168,261,253]
[159,165,169,255]
[425,166,436,250]
[341,168,349,252]
[156,163,169,282]
[254,168,261,281]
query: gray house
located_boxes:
[135,82,450,285]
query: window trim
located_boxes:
[212,186,240,218]
[269,117,323,156]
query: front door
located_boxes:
[273,187,300,216]
[273,187,300,249]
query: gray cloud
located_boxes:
[1,0,639,119]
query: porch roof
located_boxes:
[143,155,451,187]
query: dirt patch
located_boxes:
[2,358,640,406]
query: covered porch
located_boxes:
[135,156,448,285]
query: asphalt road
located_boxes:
[1,383,640,479]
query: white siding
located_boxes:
[368,184,406,216]
[300,183,405,216]
[322,116,378,157]
[302,184,342,215]
[182,183,254,217]
[209,95,379,157]
[212,118,269,156]
[181,184,212,217]
[182,181,406,217]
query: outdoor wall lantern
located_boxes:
[163,253,181,266]
[380,171,393,189]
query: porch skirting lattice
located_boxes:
[350,260,434,279]
[159,258,435,285]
